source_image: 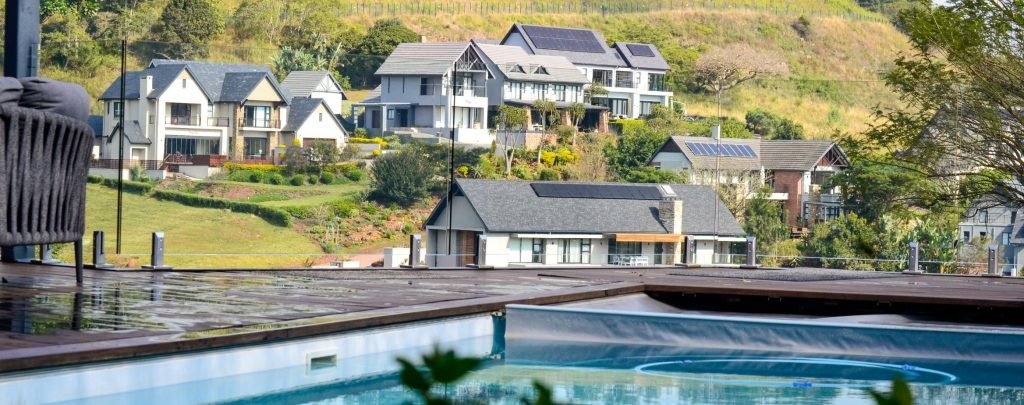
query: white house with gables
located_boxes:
[352,42,495,145]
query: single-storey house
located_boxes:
[423,179,746,267]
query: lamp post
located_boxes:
[712,124,721,264]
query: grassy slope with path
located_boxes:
[58,184,323,268]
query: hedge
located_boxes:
[151,190,291,227]
[87,175,153,195]
[223,162,283,173]
[609,119,647,135]
[347,137,387,146]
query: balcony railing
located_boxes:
[453,85,485,98]
[593,77,613,87]
[614,74,636,88]
[239,119,280,129]
[90,159,162,170]
[648,82,668,91]
[207,117,231,127]
[166,115,199,126]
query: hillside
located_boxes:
[32,0,909,138]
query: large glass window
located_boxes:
[243,105,271,128]
[535,83,548,100]
[559,239,592,264]
[598,98,630,117]
[420,78,435,95]
[640,101,659,116]
[648,73,667,91]
[615,71,635,88]
[510,238,545,263]
[169,103,194,125]
[509,82,524,99]
[608,239,642,264]
[593,69,613,87]
[243,137,268,159]
[554,85,566,101]
[164,136,220,157]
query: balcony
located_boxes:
[166,115,199,126]
[238,118,280,129]
[453,85,485,98]
[207,117,231,127]
[614,73,636,89]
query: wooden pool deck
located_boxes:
[1,262,1023,373]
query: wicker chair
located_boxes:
[0,104,94,283]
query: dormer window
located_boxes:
[534,66,549,75]
[511,65,526,73]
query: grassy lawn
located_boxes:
[197,180,369,208]
[59,184,324,268]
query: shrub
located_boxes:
[538,168,561,181]
[371,149,382,157]
[348,137,388,147]
[151,190,290,227]
[332,200,359,218]
[248,171,265,183]
[792,15,812,39]
[223,162,282,173]
[319,172,335,184]
[229,170,254,182]
[609,119,647,135]
[511,164,534,180]
[265,173,286,185]
[307,174,319,185]
[344,169,365,182]
[353,128,369,138]
[369,150,433,206]
[87,175,153,194]
[289,174,305,186]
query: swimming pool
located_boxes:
[3,295,1024,404]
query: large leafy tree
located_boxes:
[603,127,667,180]
[342,19,419,88]
[153,0,223,59]
[865,0,1024,206]
[370,147,434,206]
[695,44,789,117]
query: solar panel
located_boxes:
[686,142,758,158]
[531,183,663,200]
[523,25,606,54]
[626,44,655,57]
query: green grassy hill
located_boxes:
[34,0,908,139]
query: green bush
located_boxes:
[265,173,286,185]
[332,200,360,218]
[319,172,335,184]
[223,162,283,173]
[511,164,534,180]
[248,171,265,183]
[87,176,154,194]
[307,174,319,185]
[151,190,290,227]
[289,175,305,186]
[610,119,647,135]
[229,170,254,182]
[369,150,433,206]
[538,168,561,181]
[344,169,365,182]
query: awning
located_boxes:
[614,233,683,243]
[513,233,603,239]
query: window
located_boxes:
[593,69,613,87]
[615,71,635,88]
[243,105,271,127]
[648,73,667,91]
[980,231,988,240]
[420,78,435,96]
[608,238,642,264]
[535,66,548,75]
[1004,232,1010,246]
[182,79,186,88]
[654,243,664,265]
[386,77,391,93]
[207,103,213,117]
[640,101,659,116]
[558,239,592,264]
[509,82,524,100]
[535,83,548,100]
[964,231,971,242]
[169,103,193,125]
[319,113,323,122]
[511,238,544,263]
[164,136,219,156]
[598,98,629,116]
[243,137,268,159]
[1013,211,1018,224]
[112,101,122,117]
[554,85,566,101]
[532,239,545,263]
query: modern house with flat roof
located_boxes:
[650,136,850,226]
[499,24,672,119]
[423,179,745,268]
[352,42,495,145]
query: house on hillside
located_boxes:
[471,41,609,135]
[280,71,347,119]
[649,136,850,226]
[959,183,1024,272]
[282,97,348,148]
[499,24,672,118]
[423,179,746,268]
[351,42,495,145]
[96,60,348,179]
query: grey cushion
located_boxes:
[19,77,91,122]
[0,77,22,108]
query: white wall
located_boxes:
[295,103,347,147]
[650,151,691,171]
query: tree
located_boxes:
[306,142,340,173]
[497,105,528,174]
[622,167,681,184]
[231,0,283,43]
[743,190,789,248]
[152,0,224,59]
[604,127,668,180]
[370,148,434,206]
[695,44,789,117]
[533,99,557,164]
[863,0,1024,207]
[342,19,418,88]
[745,109,805,140]
[567,102,586,146]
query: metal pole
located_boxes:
[712,124,721,264]
[446,62,457,264]
[116,39,126,254]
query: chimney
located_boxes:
[657,185,683,234]
[139,75,153,99]
[711,123,721,140]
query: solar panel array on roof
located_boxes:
[685,142,757,157]
[523,26,605,54]
[531,183,663,200]
[626,44,655,57]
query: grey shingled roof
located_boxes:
[474,43,589,85]
[100,59,288,104]
[284,97,344,132]
[429,179,744,236]
[281,71,347,100]
[501,24,625,68]
[88,115,103,138]
[104,120,151,145]
[375,42,471,76]
[760,140,844,171]
[667,136,763,172]
[614,42,671,71]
